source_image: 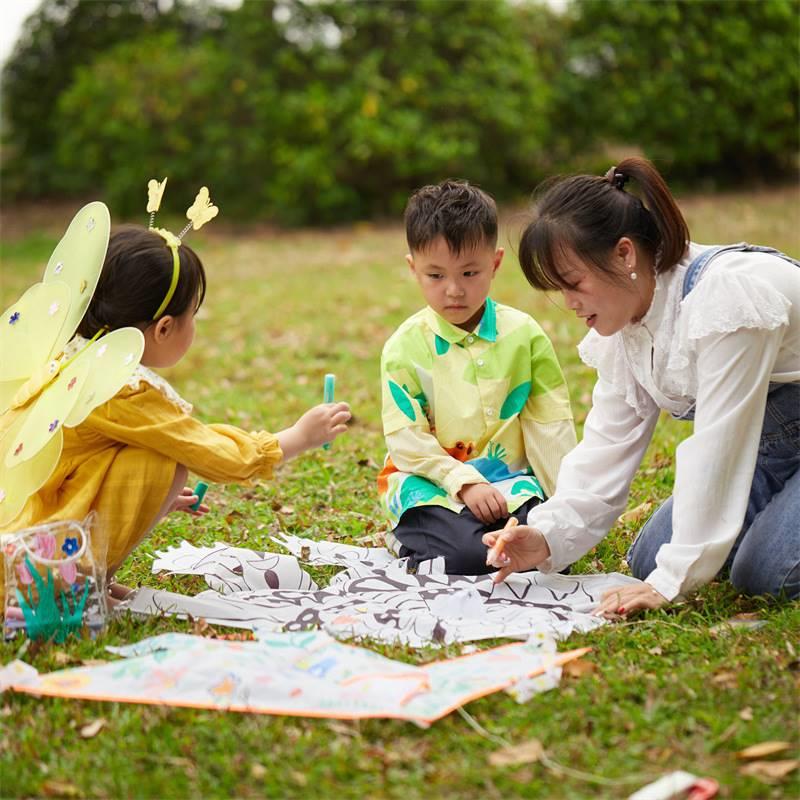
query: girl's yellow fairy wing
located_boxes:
[42,201,111,361]
[0,328,144,526]
[0,201,111,410]
[0,283,71,414]
[0,411,62,527]
[62,328,145,427]
[4,328,144,470]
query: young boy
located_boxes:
[378,180,577,574]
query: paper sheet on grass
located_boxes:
[0,630,588,725]
[129,538,641,646]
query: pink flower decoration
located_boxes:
[59,561,78,584]
[33,532,57,560]
[16,561,33,585]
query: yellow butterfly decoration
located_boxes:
[146,178,168,214]
[0,203,145,527]
[185,187,219,231]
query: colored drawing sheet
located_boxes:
[123,538,642,646]
[1,630,588,725]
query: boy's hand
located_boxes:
[482,524,550,583]
[170,486,209,517]
[278,402,351,460]
[459,483,508,524]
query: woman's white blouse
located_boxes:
[528,243,800,600]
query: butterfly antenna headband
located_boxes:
[146,178,219,319]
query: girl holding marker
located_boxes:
[485,157,800,614]
[6,194,350,598]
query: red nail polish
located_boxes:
[619,607,626,614]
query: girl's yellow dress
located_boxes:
[2,363,282,582]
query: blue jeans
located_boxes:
[627,382,800,598]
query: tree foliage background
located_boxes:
[2,0,798,225]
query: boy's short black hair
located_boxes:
[404,179,498,255]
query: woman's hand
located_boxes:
[482,524,551,583]
[459,483,509,524]
[278,402,351,460]
[169,486,209,517]
[594,582,668,618]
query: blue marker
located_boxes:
[190,481,209,511]
[323,373,335,450]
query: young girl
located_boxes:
[485,157,799,614]
[6,225,351,597]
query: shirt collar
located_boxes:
[425,297,498,344]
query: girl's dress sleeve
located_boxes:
[526,376,660,573]
[645,325,781,600]
[83,384,283,483]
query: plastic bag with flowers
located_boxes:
[2,514,107,642]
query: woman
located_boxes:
[485,157,799,615]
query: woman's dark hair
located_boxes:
[518,157,690,291]
[78,225,207,337]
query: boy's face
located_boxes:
[407,236,503,331]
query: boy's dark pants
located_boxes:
[393,496,543,575]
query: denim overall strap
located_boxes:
[673,243,800,421]
[682,242,800,299]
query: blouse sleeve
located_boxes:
[527,376,660,572]
[82,384,283,483]
[645,325,781,600]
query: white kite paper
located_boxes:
[126,537,642,647]
[0,630,589,725]
[271,532,395,569]
[151,540,317,593]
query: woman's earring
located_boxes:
[628,263,638,280]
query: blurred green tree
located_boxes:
[548,0,800,180]
[1,0,220,197]
[44,0,554,224]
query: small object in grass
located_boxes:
[190,481,209,511]
[628,770,719,800]
[300,545,311,561]
[322,373,335,450]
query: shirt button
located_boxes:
[486,408,494,416]
[477,358,484,366]
[467,335,475,344]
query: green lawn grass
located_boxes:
[1,188,799,799]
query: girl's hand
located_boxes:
[278,402,351,460]
[459,483,508,524]
[169,486,209,517]
[594,582,668,618]
[482,524,551,583]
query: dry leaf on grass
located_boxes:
[489,738,544,767]
[41,780,81,797]
[736,741,792,759]
[562,658,597,679]
[710,670,738,689]
[79,718,106,739]
[250,763,267,779]
[619,501,654,525]
[738,759,798,783]
[738,707,753,721]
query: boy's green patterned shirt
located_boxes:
[379,298,575,528]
